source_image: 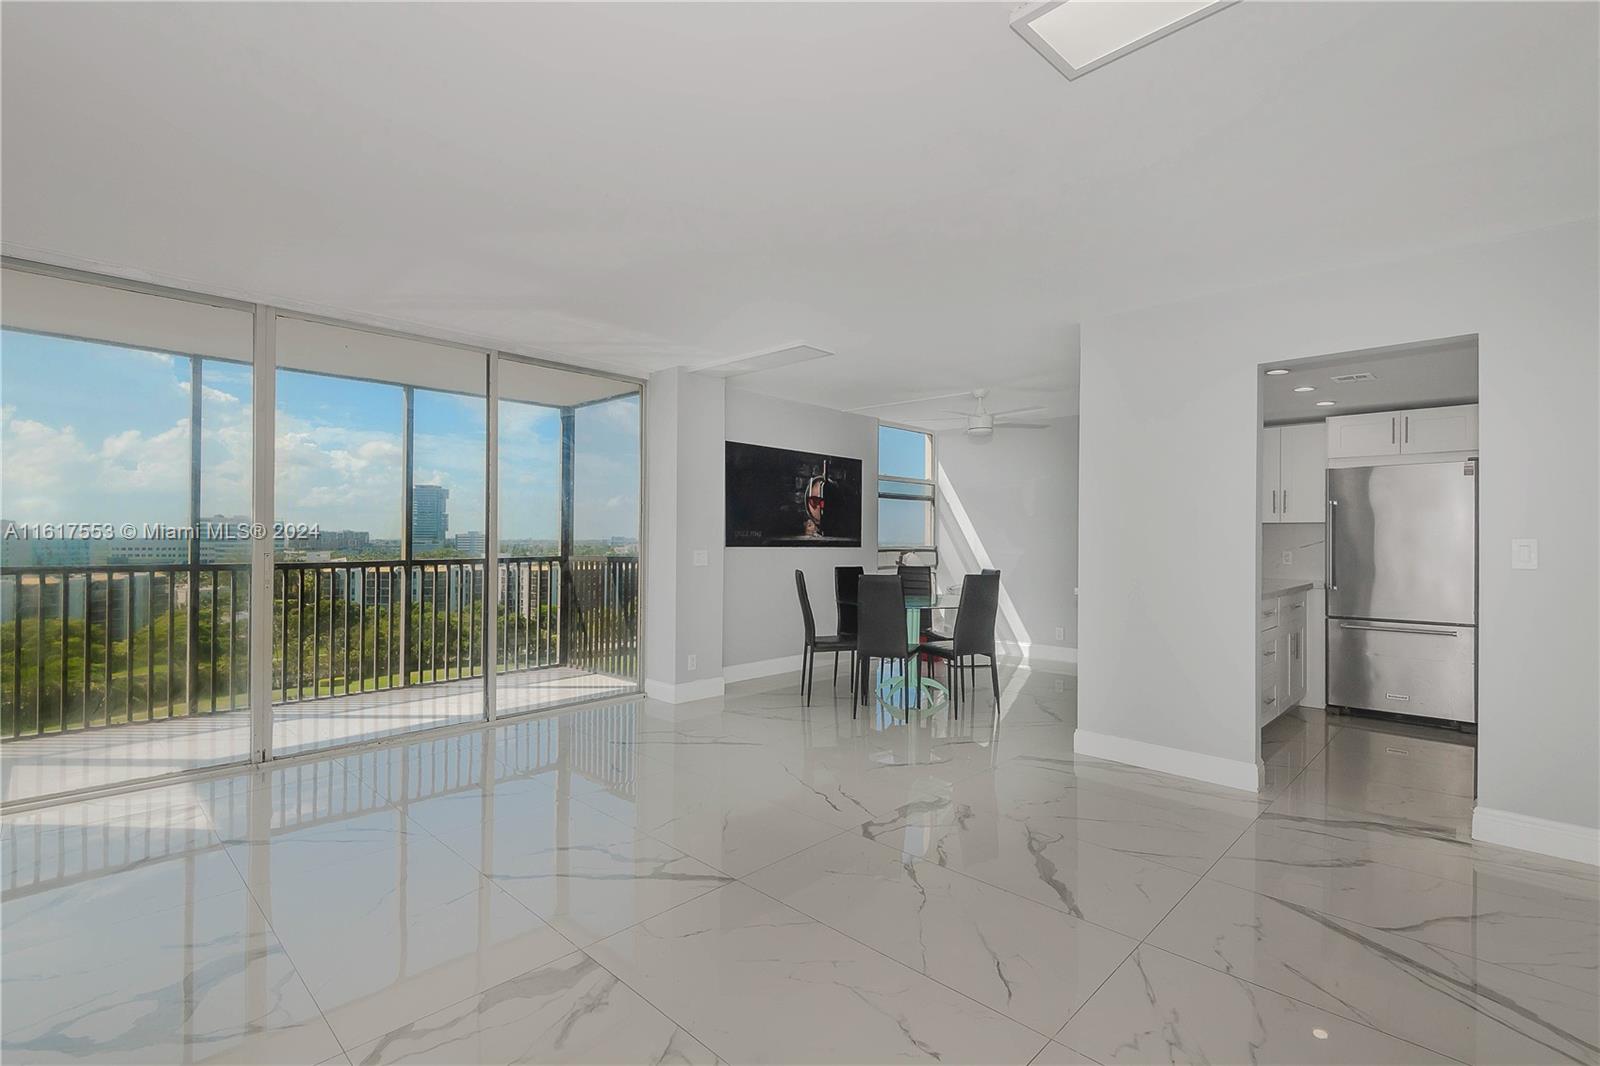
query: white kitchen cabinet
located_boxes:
[1279,423,1326,522]
[1326,411,1400,458]
[1302,587,1326,710]
[1399,404,1479,454]
[1259,589,1309,727]
[1261,423,1326,523]
[1326,404,1478,461]
[1260,428,1282,521]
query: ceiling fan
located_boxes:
[923,389,1050,438]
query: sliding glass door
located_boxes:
[495,358,641,715]
[1,263,643,803]
[0,268,255,802]
[270,318,489,756]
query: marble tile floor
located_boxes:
[1,664,1595,1065]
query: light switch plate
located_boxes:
[686,653,697,671]
[1511,539,1538,570]
[692,549,709,567]
[1281,550,1294,565]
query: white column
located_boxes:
[248,307,276,762]
[483,354,499,719]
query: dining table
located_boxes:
[837,582,960,712]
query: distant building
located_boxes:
[300,528,372,554]
[453,530,486,556]
[412,485,449,552]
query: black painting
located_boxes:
[725,441,863,547]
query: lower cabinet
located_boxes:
[1259,590,1308,726]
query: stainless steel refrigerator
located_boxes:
[1326,460,1477,723]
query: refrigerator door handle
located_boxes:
[1337,622,1460,637]
[1327,498,1337,590]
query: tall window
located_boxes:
[0,266,256,801]
[1,266,644,803]
[270,319,488,756]
[496,359,641,712]
[877,425,934,550]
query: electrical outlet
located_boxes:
[691,549,709,567]
[1511,539,1538,570]
[686,653,697,672]
[1054,677,1067,694]
[1281,550,1294,566]
[1053,626,1065,641]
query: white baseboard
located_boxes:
[643,677,726,705]
[723,653,805,684]
[997,641,1078,673]
[1074,729,1259,793]
[1472,806,1599,867]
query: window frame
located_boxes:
[876,422,936,554]
[0,256,648,806]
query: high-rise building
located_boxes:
[411,484,449,552]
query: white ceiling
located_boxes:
[1262,336,1479,425]
[3,3,1595,424]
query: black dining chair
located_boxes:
[897,564,934,599]
[928,567,999,646]
[898,564,944,643]
[856,574,915,713]
[795,570,854,705]
[834,566,863,642]
[919,571,1001,716]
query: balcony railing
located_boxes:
[0,555,639,739]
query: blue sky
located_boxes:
[2,329,641,542]
[878,424,933,547]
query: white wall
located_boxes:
[935,417,1079,665]
[723,387,878,676]
[1079,221,1599,855]
[643,367,727,701]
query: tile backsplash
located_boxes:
[1262,522,1325,582]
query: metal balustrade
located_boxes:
[0,555,639,739]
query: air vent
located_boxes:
[1330,371,1377,383]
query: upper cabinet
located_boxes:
[1326,403,1478,460]
[1401,404,1479,454]
[1325,411,1400,458]
[1261,422,1326,523]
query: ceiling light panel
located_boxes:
[698,344,833,379]
[1012,1,1235,81]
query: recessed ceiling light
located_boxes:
[1012,1,1236,82]
[1293,386,1316,393]
[1264,368,1290,376]
[1315,400,1337,407]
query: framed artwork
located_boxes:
[725,441,863,547]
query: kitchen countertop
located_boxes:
[1261,578,1322,599]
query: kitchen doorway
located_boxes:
[1256,336,1480,816]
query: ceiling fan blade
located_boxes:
[996,422,1050,430]
[988,406,1049,418]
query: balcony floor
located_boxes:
[0,668,636,804]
